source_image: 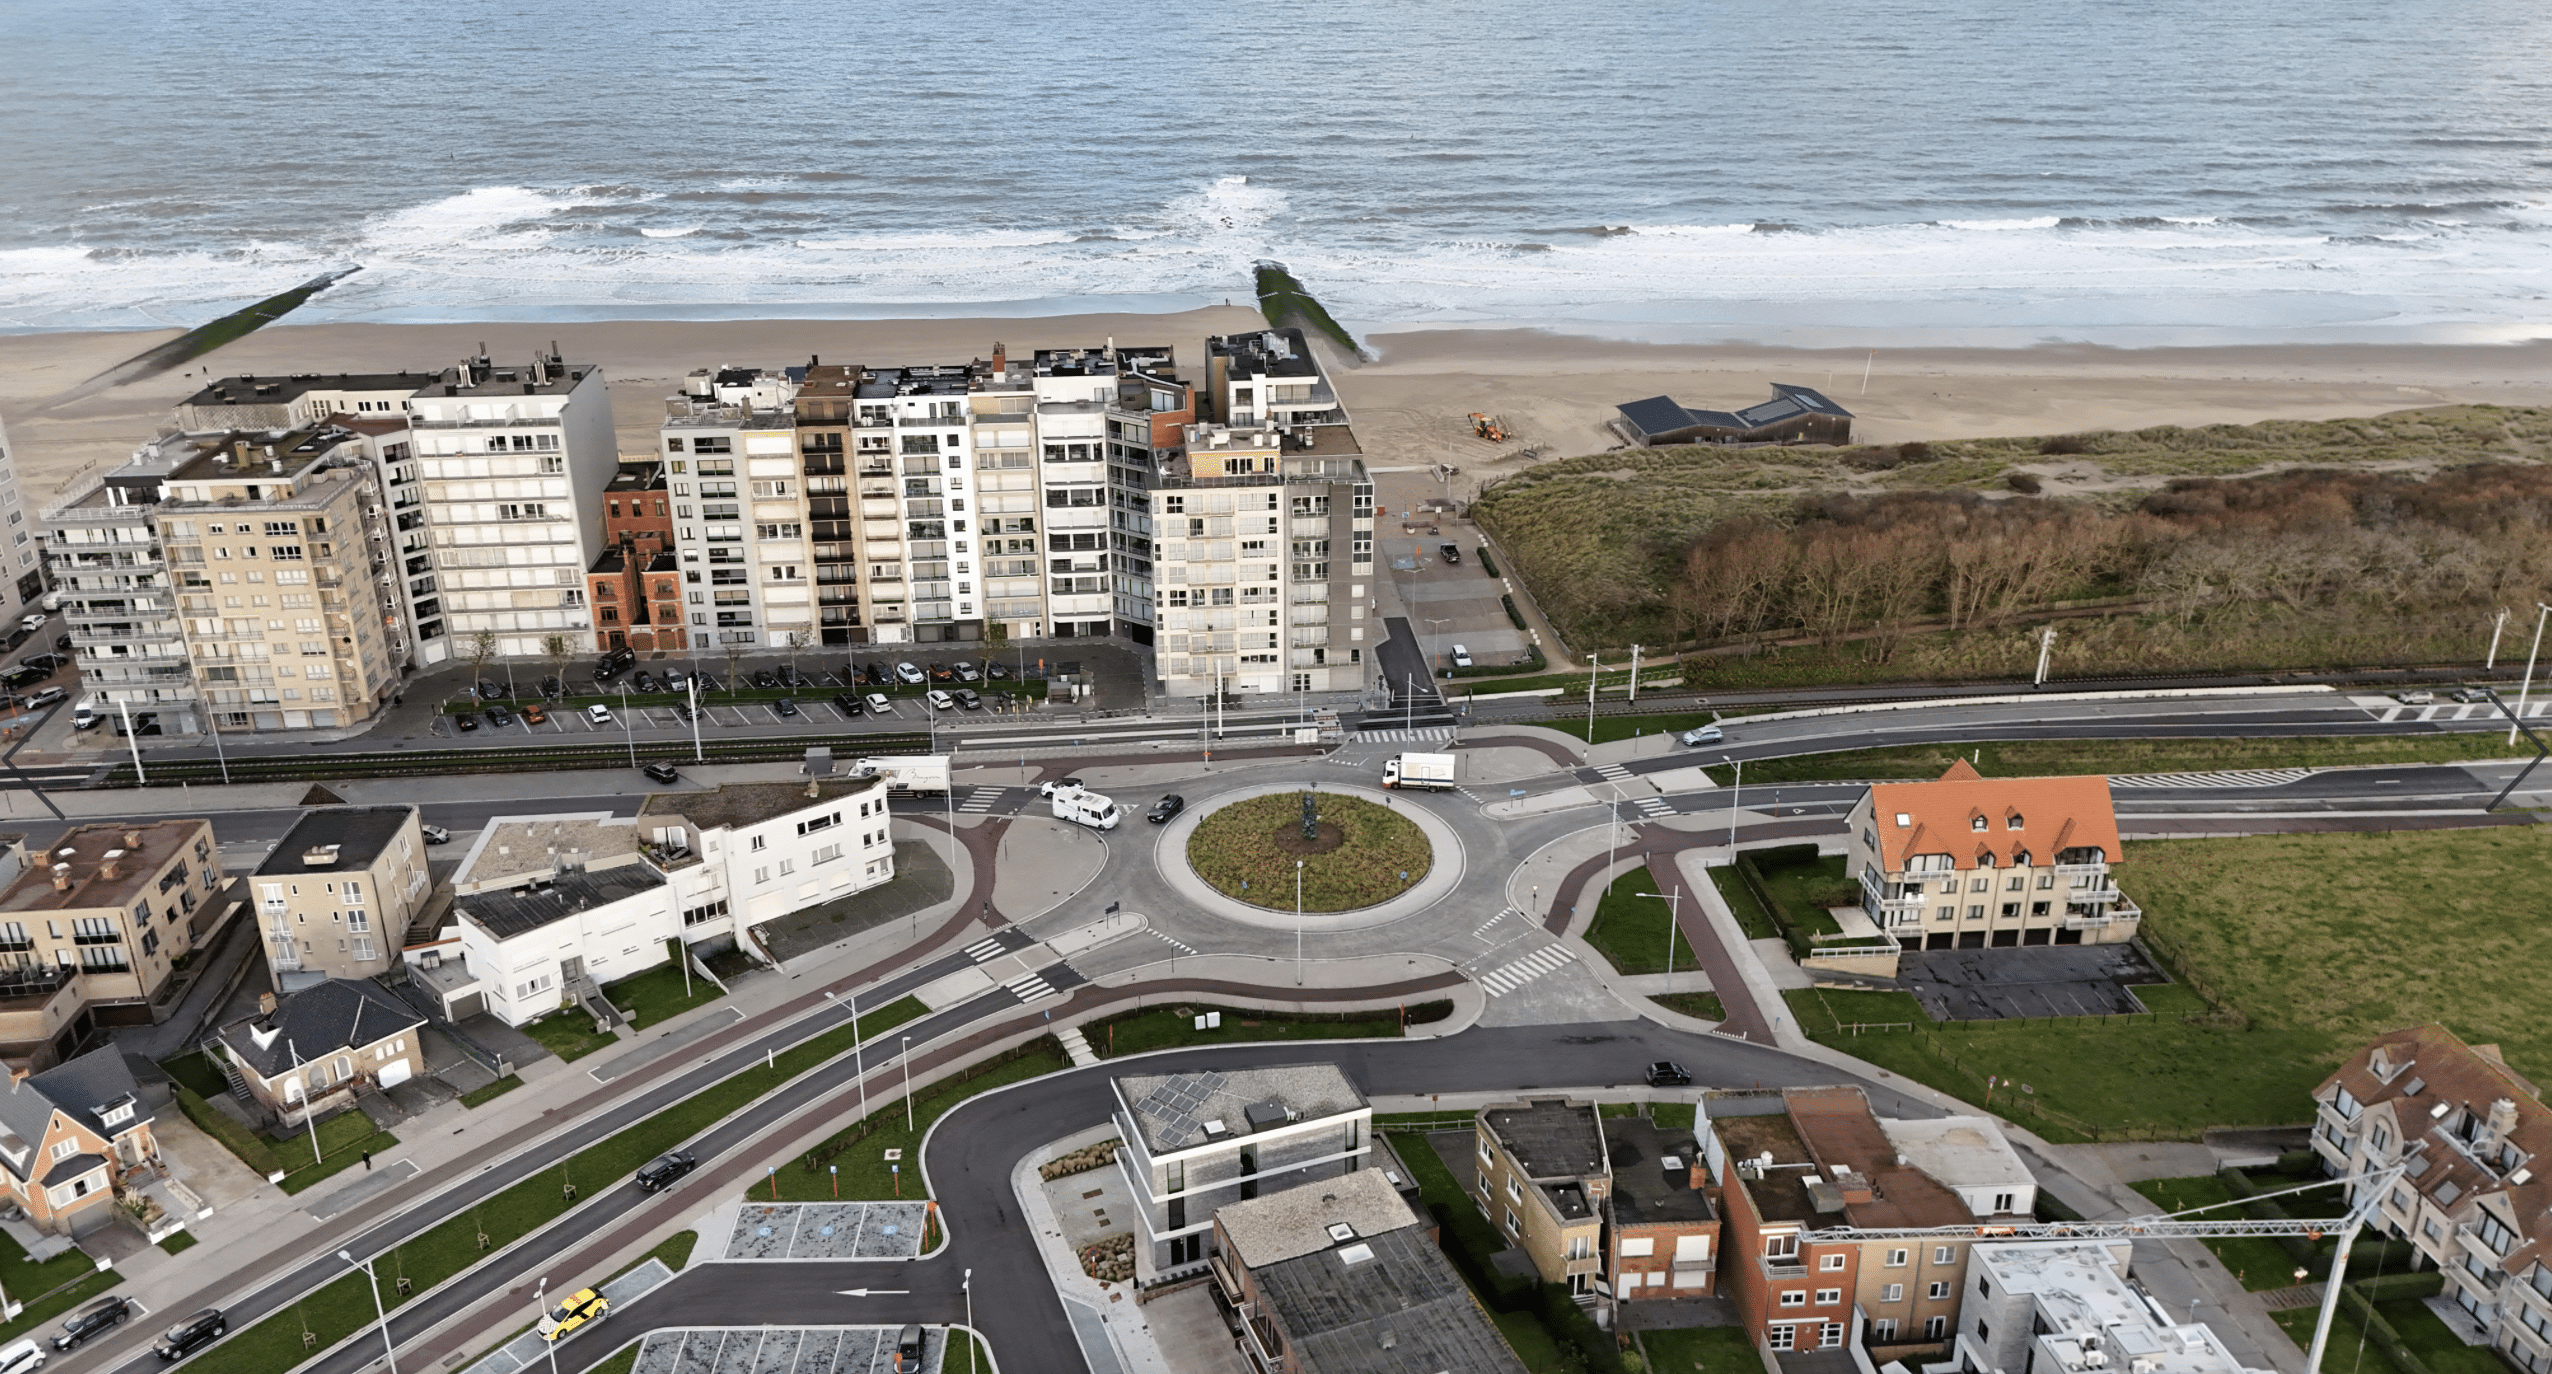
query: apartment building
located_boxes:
[214,978,425,1127]
[1847,760,2137,952]
[0,1046,159,1237]
[45,448,196,733]
[1605,1113,1719,1302]
[1951,1242,2263,1374]
[1211,1164,1527,1374]
[1111,1063,1373,1283]
[254,807,431,989]
[1205,329,1345,428]
[0,413,47,615]
[1150,421,1372,699]
[662,366,807,651]
[0,820,220,1065]
[586,456,682,654]
[1473,1097,1611,1293]
[403,348,616,659]
[1713,1087,2032,1355]
[175,371,432,432]
[2311,1024,2552,1372]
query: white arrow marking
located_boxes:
[836,1289,910,1297]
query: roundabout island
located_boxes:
[1184,791,1433,911]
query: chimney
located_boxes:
[2490,1098,2521,1139]
[99,849,123,881]
[122,831,140,850]
[49,864,70,893]
[259,991,277,1016]
[990,342,1006,376]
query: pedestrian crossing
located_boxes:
[2351,695,2530,723]
[1005,970,1061,1003]
[961,936,1007,963]
[2108,768,2315,790]
[1477,943,1578,997]
[1592,763,1633,782]
[1591,763,1676,816]
[1632,794,1676,818]
[957,787,1003,813]
[1149,928,1200,956]
[1357,727,1456,742]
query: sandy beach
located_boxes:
[4,310,2550,508]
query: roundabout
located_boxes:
[1151,781,1469,932]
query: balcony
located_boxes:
[1759,1255,1809,1281]
[2054,861,2110,879]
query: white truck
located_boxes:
[848,755,952,796]
[1382,752,1456,791]
[1048,782,1122,831]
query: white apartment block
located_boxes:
[1953,1242,2265,1374]
[0,414,47,618]
[664,367,805,651]
[45,449,195,731]
[1111,1063,1374,1283]
[403,349,616,659]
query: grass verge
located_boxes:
[1638,1326,1766,1374]
[765,1037,1067,1201]
[1582,866,1698,975]
[159,1232,199,1255]
[1082,1001,1451,1058]
[1652,991,1726,1021]
[1700,734,2532,785]
[606,960,725,1030]
[623,1229,696,1277]
[460,1075,524,1108]
[2128,1175,2312,1289]
[1707,867,1779,940]
[0,1269,122,1344]
[523,1008,617,1063]
[274,1113,399,1195]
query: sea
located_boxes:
[3,0,2549,347]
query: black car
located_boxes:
[643,761,681,784]
[54,1295,131,1351]
[951,688,980,710]
[674,703,699,722]
[476,679,508,699]
[634,1150,698,1192]
[1644,1060,1693,1088]
[1,667,43,692]
[833,692,864,716]
[153,1308,227,1362]
[633,670,659,694]
[777,665,807,688]
[774,698,800,718]
[751,669,779,689]
[453,713,480,732]
[52,634,70,652]
[1146,794,1185,824]
[1,628,30,653]
[1440,543,1462,565]
[985,661,1011,680]
[540,676,563,699]
[21,653,66,674]
[593,662,626,683]
[485,704,515,729]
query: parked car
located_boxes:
[774,698,800,718]
[862,663,890,685]
[420,824,452,845]
[50,634,68,652]
[1439,543,1461,565]
[539,676,563,699]
[833,692,864,716]
[0,1336,45,1374]
[953,662,980,682]
[1645,1061,1693,1087]
[926,662,954,683]
[592,661,626,683]
[2395,689,2436,706]
[538,1289,608,1344]
[1038,777,1085,798]
[71,704,100,731]
[1146,795,1185,824]
[948,688,977,710]
[0,630,25,654]
[751,669,779,690]
[2453,687,2492,703]
[20,654,65,674]
[1679,724,1723,747]
[1450,644,1472,668]
[985,661,1011,680]
[18,614,43,634]
[776,664,807,687]
[643,761,681,784]
[673,703,699,722]
[632,670,659,694]
[895,1327,923,1368]
[522,703,548,726]
[634,1150,698,1192]
[586,704,614,726]
[22,687,64,710]
[1,666,43,691]
[476,679,508,699]
[662,669,690,692]
[53,1295,131,1351]
[893,661,925,685]
[864,693,892,714]
[485,704,515,728]
[453,713,480,732]
[152,1309,227,1363]
[925,689,954,711]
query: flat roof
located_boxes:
[1879,1116,2036,1192]
[1604,1116,1714,1227]
[182,372,430,407]
[1114,1063,1365,1155]
[1250,1222,1528,1374]
[1208,328,1323,379]
[0,820,205,916]
[1786,1087,1976,1230]
[1217,1166,1416,1270]
[455,815,648,892]
[455,865,668,940]
[1482,1098,1605,1180]
[1713,1110,1819,1224]
[636,778,882,834]
[1974,1242,2259,1374]
[258,808,414,878]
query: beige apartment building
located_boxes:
[255,807,431,989]
[1473,1097,1612,1294]
[157,427,406,732]
[1847,760,2137,952]
[0,820,221,1066]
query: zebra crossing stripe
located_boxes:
[1479,944,1578,996]
[1636,797,1674,817]
[962,938,1005,963]
[1006,972,1059,1003]
[958,788,1001,812]
[1355,727,1456,743]
[1149,929,1198,955]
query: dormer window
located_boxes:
[2006,813,2023,830]
[100,1103,133,1128]
[1970,816,1988,832]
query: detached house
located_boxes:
[0,1046,157,1236]
[216,979,425,1128]
[1847,761,2136,952]
[2312,1025,2552,1372]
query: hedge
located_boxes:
[1421,1199,1625,1373]
[175,1084,282,1177]
[1476,547,1500,578]
[1499,594,1530,631]
[2349,1271,2444,1303]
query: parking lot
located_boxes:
[430,661,1049,740]
[1896,943,2171,1021]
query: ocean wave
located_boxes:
[1942,216,2062,230]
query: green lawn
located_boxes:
[1749,852,1849,938]
[273,1113,398,1195]
[2271,1299,2504,1374]
[1652,991,1725,1022]
[1083,1002,1438,1058]
[1708,866,1780,940]
[523,1007,618,1062]
[0,1269,122,1344]
[1582,867,1699,976]
[159,1232,198,1254]
[1187,794,1433,911]
[605,960,725,1030]
[160,1050,231,1099]
[2129,1176,2314,1289]
[0,1215,109,1299]
[1692,734,2531,785]
[1638,1326,1764,1374]
[943,1332,995,1374]
[461,1075,524,1108]
[190,993,929,1374]
[762,1039,1067,1201]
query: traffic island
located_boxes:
[1184,792,1432,912]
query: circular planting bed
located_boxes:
[1185,792,1434,912]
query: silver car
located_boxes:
[1680,724,1724,747]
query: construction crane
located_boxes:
[1799,1165,2404,1374]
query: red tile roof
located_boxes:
[1867,764,2119,873]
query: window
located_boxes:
[1993,1192,2016,1213]
[1765,1233,1798,1260]
[1821,1324,1846,1350]
[1816,1289,1842,1306]
[1886,1249,1909,1267]
[1971,816,1987,831]
[1874,1318,1898,1341]
[753,867,770,885]
[1479,1138,1493,1164]
[1621,1238,1655,1258]
[1506,1176,1523,1205]
[1768,1326,1796,1352]
[1924,1316,1948,1341]
[1882,1283,1905,1303]
[1933,1246,1954,1265]
[48,1139,75,1162]
[751,836,767,851]
[1929,1281,1950,1300]
[1780,1292,1807,1308]
[1820,1254,1847,1271]
[1975,1320,1991,1342]
[1504,1210,1520,1238]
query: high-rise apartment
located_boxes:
[44,447,194,732]
[663,367,802,652]
[0,413,47,616]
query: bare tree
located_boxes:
[542,634,571,699]
[463,630,498,697]
[721,640,747,696]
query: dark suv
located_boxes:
[153,1309,227,1362]
[54,1295,132,1350]
[635,1151,698,1192]
[1644,1060,1693,1088]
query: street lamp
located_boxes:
[2513,603,2552,745]
[533,1277,559,1374]
[1640,887,1685,993]
[900,1034,914,1132]
[340,1250,400,1374]
[827,988,868,1120]
[963,1269,977,1374]
[1295,859,1305,987]
[1424,617,1449,673]
[1722,754,1742,851]
[619,683,635,769]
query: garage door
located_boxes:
[377,1059,413,1089]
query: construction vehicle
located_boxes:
[1469,412,1509,442]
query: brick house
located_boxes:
[1847,760,2137,952]
[1604,1113,1719,1304]
[215,979,425,1128]
[2311,1024,2552,1371]
[0,1046,158,1236]
[1473,1098,1611,1294]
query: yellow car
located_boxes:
[538,1289,608,1343]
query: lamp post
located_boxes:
[1641,887,1685,993]
[1295,859,1305,987]
[619,683,635,769]
[687,674,702,763]
[2515,603,2552,745]
[534,1278,560,1374]
[827,989,867,1121]
[1424,617,1449,673]
[287,1037,323,1164]
[963,1269,977,1374]
[1722,755,1742,852]
[339,1250,399,1374]
[900,1034,914,1131]
[2488,607,2512,670]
